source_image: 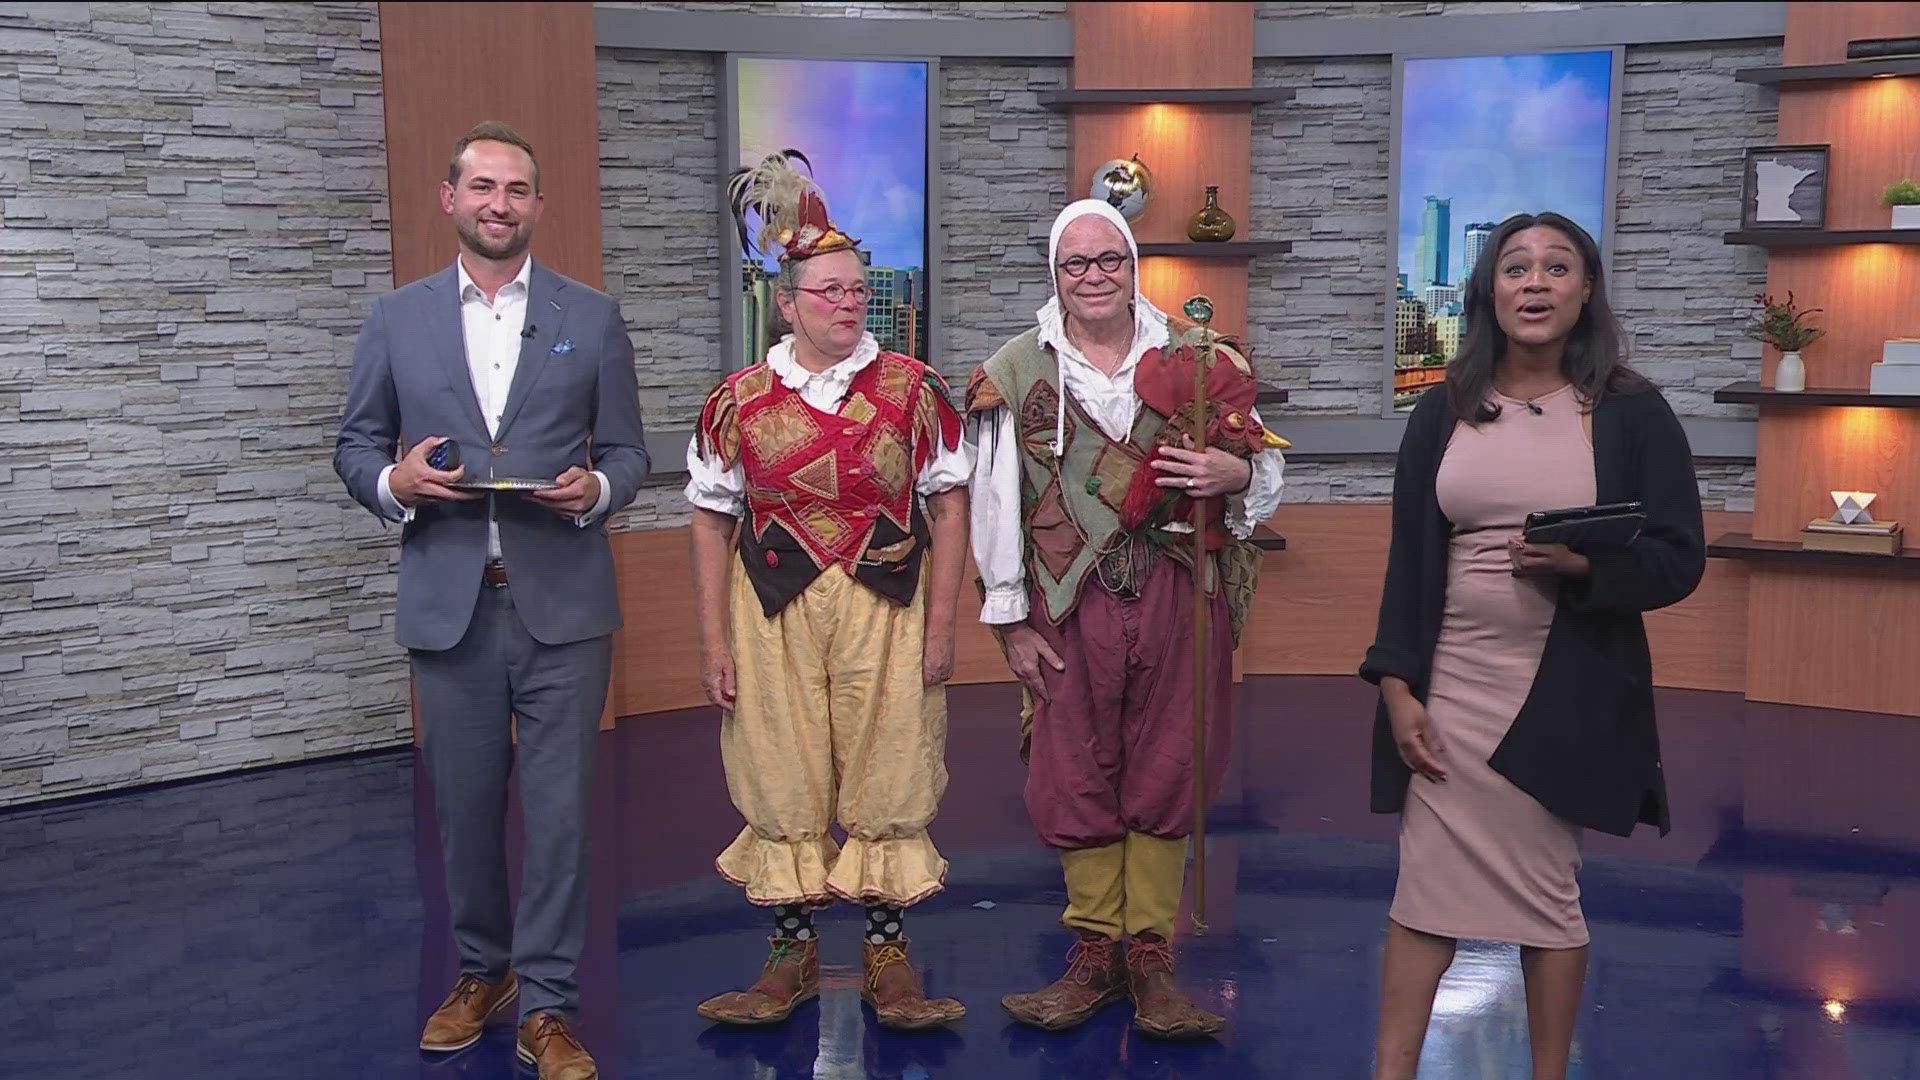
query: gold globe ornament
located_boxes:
[1090,153,1152,221]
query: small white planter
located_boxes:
[1893,204,1920,229]
[1775,351,1806,392]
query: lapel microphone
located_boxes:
[1525,400,1543,415]
[521,323,537,340]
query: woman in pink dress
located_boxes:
[1360,213,1706,1080]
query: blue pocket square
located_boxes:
[551,339,575,355]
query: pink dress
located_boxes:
[1389,384,1596,949]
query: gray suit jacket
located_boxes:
[334,261,650,651]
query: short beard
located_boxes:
[456,216,531,263]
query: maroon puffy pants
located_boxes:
[1023,556,1234,850]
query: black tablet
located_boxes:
[1523,501,1646,548]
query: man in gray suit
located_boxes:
[334,121,647,1080]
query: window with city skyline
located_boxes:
[1389,49,1617,412]
[733,57,930,369]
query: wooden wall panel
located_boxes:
[1777,78,1920,233]
[1751,405,1920,547]
[603,527,1016,721]
[1070,2,1253,89]
[1763,246,1920,390]
[1071,106,1255,249]
[1646,511,1750,694]
[377,2,604,288]
[1783,1,1920,65]
[385,2,606,741]
[1067,5,1260,344]
[1745,567,1920,716]
[1238,505,1750,691]
[1137,255,1252,341]
[1238,504,1391,675]
[603,504,1753,722]
[1744,5,1920,717]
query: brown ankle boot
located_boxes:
[863,938,966,1030]
[419,971,518,1051]
[1001,930,1127,1031]
[1126,933,1224,1040]
[696,936,820,1025]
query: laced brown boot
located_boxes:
[696,936,820,1025]
[515,1012,598,1079]
[419,971,518,1052]
[863,938,966,1030]
[1126,933,1224,1040]
[1001,930,1127,1031]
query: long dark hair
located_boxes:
[1446,211,1649,422]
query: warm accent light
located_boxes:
[1824,999,1847,1021]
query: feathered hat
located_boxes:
[725,149,859,262]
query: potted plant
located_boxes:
[1746,292,1825,392]
[1883,179,1920,228]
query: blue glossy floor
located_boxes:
[5,676,1919,1079]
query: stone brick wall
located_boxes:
[0,1,1773,806]
[0,2,393,806]
[599,1,1066,17]
[596,48,720,530]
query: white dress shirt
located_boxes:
[377,257,612,557]
[683,333,975,516]
[967,297,1287,624]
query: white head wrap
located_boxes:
[1038,199,1156,454]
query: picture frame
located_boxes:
[1382,47,1623,415]
[1740,144,1830,231]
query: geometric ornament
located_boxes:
[1830,490,1877,525]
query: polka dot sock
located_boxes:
[865,904,905,945]
[772,903,816,942]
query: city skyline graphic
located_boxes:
[1392,49,1615,408]
[735,58,930,366]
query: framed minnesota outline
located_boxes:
[1740,144,1830,232]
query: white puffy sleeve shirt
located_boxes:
[683,334,975,516]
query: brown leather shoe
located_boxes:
[696,937,820,1026]
[515,1012,598,1080]
[1001,930,1127,1031]
[863,938,965,1030]
[419,972,518,1052]
[1126,933,1224,1040]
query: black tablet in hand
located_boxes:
[1523,501,1646,548]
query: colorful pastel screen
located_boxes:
[1391,50,1615,411]
[734,57,930,368]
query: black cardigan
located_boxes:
[1358,383,1707,837]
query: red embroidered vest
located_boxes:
[698,351,962,614]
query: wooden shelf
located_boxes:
[1251,524,1287,552]
[1039,87,1295,109]
[1137,240,1292,258]
[1734,57,1920,85]
[1035,240,1291,259]
[1723,229,1920,247]
[1713,380,1920,407]
[1707,532,1920,571]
